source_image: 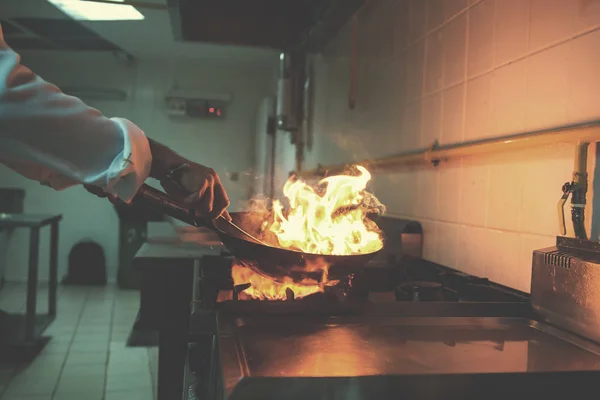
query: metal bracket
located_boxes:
[424,140,440,167]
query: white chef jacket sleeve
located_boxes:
[0,25,152,202]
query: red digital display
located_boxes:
[184,100,224,118]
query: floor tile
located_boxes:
[0,283,153,399]
[104,388,154,400]
[69,341,109,353]
[60,363,105,377]
[2,376,57,396]
[37,342,70,356]
[72,333,110,344]
[16,355,66,377]
[75,326,111,336]
[64,352,108,366]
[54,376,105,398]
[106,371,152,392]
[52,392,103,400]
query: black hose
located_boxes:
[571,187,588,240]
[572,207,587,240]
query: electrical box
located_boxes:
[165,89,232,119]
[184,99,226,119]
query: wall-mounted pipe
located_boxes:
[296,122,600,178]
[571,142,589,240]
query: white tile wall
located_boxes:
[424,30,445,94]
[494,0,530,67]
[467,0,495,78]
[491,59,527,135]
[297,0,600,292]
[445,0,469,20]
[441,83,465,144]
[464,73,493,140]
[529,0,576,51]
[574,0,600,33]
[525,43,570,130]
[568,29,600,122]
[421,92,442,146]
[442,13,468,88]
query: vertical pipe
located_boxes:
[276,53,292,131]
[572,142,589,240]
[269,117,277,200]
[574,142,589,178]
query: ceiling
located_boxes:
[171,0,364,53]
[0,0,279,67]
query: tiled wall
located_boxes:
[301,0,600,292]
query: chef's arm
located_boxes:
[0,25,152,202]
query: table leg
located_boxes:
[48,222,59,317]
[156,266,193,400]
[158,326,189,400]
[25,227,40,342]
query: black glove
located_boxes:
[148,139,231,221]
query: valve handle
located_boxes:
[558,182,572,236]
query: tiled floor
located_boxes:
[0,283,157,400]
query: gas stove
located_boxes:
[184,256,540,400]
[196,254,529,308]
[179,234,600,400]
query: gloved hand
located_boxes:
[158,161,232,221]
[148,139,231,221]
[84,138,231,221]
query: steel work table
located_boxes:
[0,213,62,350]
[133,227,222,400]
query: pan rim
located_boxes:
[214,211,384,258]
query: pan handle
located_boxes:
[132,184,214,230]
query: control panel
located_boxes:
[166,97,227,119]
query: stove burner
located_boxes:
[204,253,528,306]
[395,281,447,302]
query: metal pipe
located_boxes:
[296,122,600,178]
[572,142,589,240]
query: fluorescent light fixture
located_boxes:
[47,0,145,21]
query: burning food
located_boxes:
[268,165,384,255]
[231,165,385,300]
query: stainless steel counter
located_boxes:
[186,306,600,399]
[218,316,600,390]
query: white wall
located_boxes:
[253,96,276,197]
[287,0,600,293]
[0,51,274,282]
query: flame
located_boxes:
[268,165,383,255]
[231,165,383,301]
[231,260,332,300]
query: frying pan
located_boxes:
[130,184,383,283]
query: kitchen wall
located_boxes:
[296,0,600,293]
[0,50,274,282]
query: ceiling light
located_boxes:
[47,0,145,21]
